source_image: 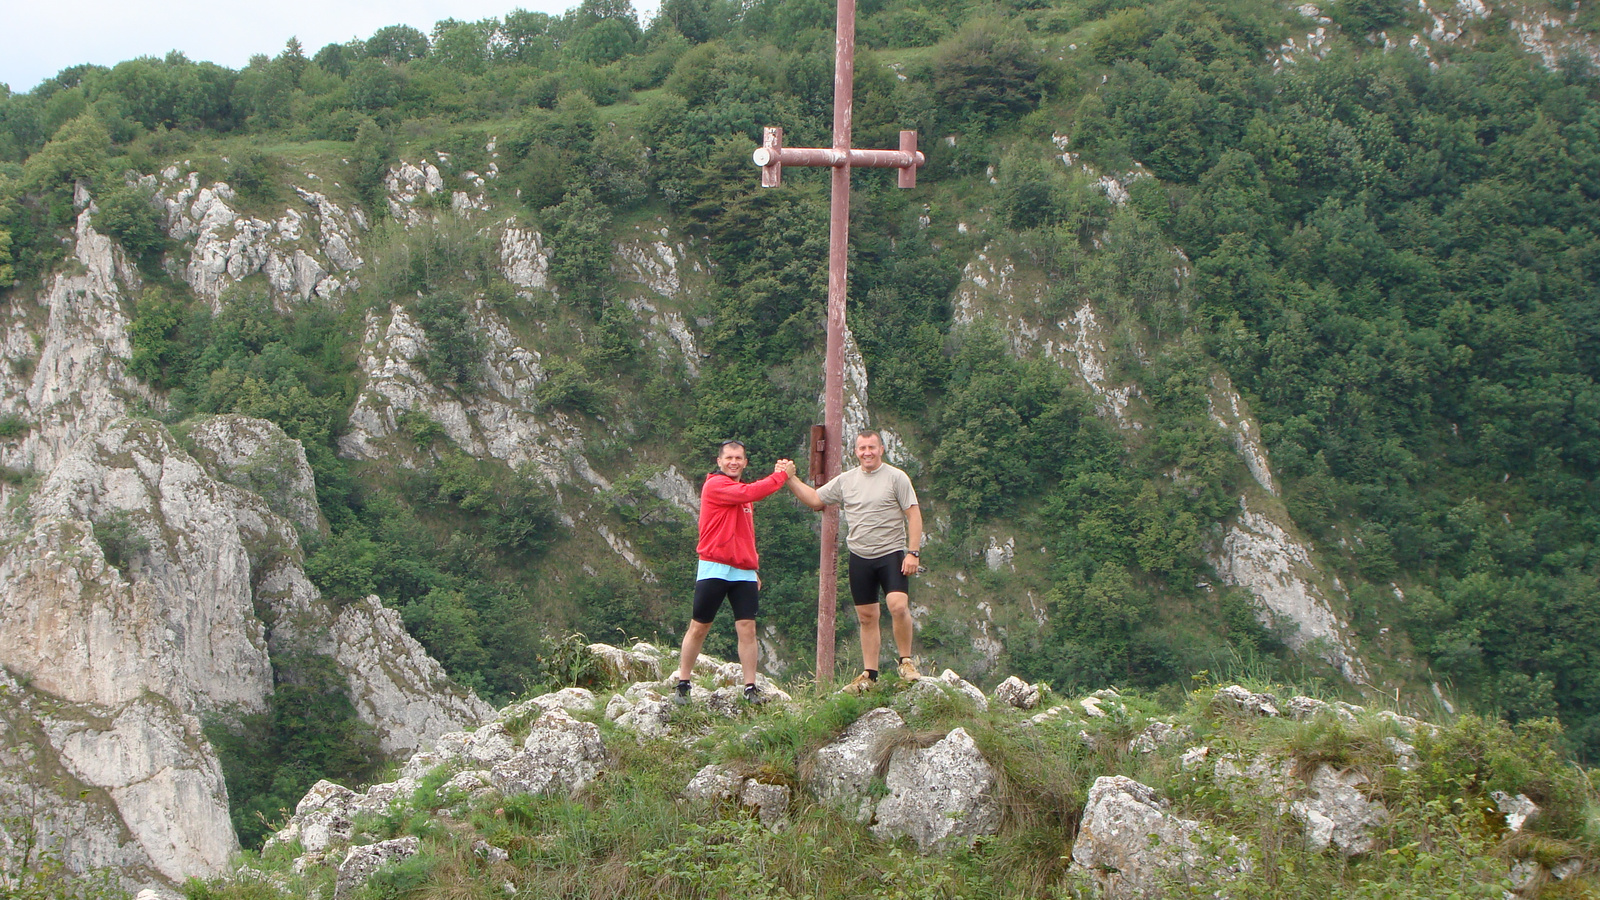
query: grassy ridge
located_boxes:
[178,662,1600,899]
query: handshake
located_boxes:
[774,459,798,477]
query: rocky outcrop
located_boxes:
[1291,764,1387,855]
[993,676,1043,710]
[338,301,597,483]
[331,598,496,755]
[871,727,1002,853]
[685,764,792,831]
[1071,775,1250,898]
[266,690,616,878]
[151,169,363,308]
[335,838,420,900]
[385,159,448,225]
[954,253,1143,431]
[500,223,553,295]
[0,670,236,889]
[185,414,326,539]
[896,669,990,718]
[1207,373,1276,494]
[1210,495,1368,681]
[806,707,907,823]
[488,709,609,797]
[0,201,163,487]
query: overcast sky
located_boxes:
[2,0,660,95]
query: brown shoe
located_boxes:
[897,658,922,682]
[840,670,875,695]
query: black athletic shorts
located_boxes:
[692,578,759,624]
[848,551,909,607]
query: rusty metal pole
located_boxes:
[815,0,857,686]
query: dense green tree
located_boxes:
[930,18,1043,128]
[20,112,109,191]
[365,25,430,62]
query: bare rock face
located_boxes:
[0,669,237,888]
[993,675,1043,710]
[0,409,488,887]
[185,414,326,539]
[1209,499,1369,682]
[4,419,276,711]
[0,203,162,488]
[1207,373,1276,495]
[1291,765,1387,855]
[1072,776,1250,898]
[152,170,363,307]
[684,764,792,831]
[870,727,1002,854]
[500,223,553,295]
[338,302,593,486]
[335,837,420,900]
[806,707,907,823]
[330,597,496,756]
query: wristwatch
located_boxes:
[906,551,919,557]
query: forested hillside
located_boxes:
[2,0,1599,849]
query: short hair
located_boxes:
[717,440,747,456]
[854,430,883,447]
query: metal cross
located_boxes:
[751,0,925,684]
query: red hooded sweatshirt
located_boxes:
[696,469,789,571]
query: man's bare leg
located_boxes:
[855,603,882,672]
[886,591,914,660]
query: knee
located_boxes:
[855,604,880,625]
[734,619,757,639]
[886,592,910,616]
[685,620,712,640]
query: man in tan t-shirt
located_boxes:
[784,430,923,693]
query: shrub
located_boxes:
[94,180,167,262]
[0,413,29,438]
[222,147,280,203]
[411,292,481,387]
[93,509,150,574]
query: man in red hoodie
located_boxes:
[673,440,792,704]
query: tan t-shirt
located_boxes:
[815,463,919,559]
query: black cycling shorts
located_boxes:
[848,551,909,607]
[692,578,759,624]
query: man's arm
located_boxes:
[900,505,923,576]
[704,469,789,505]
[780,459,827,510]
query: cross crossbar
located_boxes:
[753,127,925,188]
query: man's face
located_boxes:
[855,435,883,471]
[718,445,748,478]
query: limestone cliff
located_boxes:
[0,191,490,894]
